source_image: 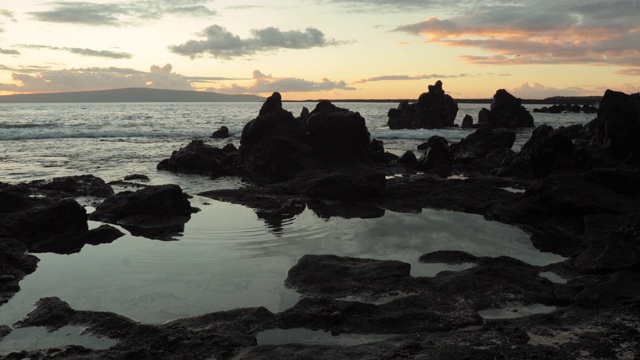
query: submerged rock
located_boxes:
[387,80,458,129]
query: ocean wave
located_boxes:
[0,123,59,129]
[0,130,214,141]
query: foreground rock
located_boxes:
[89,184,197,240]
[478,89,534,128]
[583,89,640,165]
[387,80,458,129]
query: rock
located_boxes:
[387,80,458,129]
[416,136,451,170]
[89,185,196,240]
[78,224,125,246]
[498,125,577,179]
[295,171,386,202]
[398,150,418,168]
[259,91,284,116]
[303,101,372,164]
[583,89,640,164]
[124,174,150,182]
[450,128,515,164]
[574,214,640,273]
[477,89,534,128]
[298,106,310,120]
[27,175,114,199]
[211,125,230,138]
[0,325,9,339]
[0,237,38,305]
[157,140,238,178]
[1,197,88,252]
[240,96,378,182]
[461,114,473,128]
[285,254,412,296]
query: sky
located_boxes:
[0,0,639,100]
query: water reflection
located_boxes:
[0,197,564,327]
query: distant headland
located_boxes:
[0,87,265,103]
[0,87,602,105]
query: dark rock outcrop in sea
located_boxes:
[89,184,197,240]
[477,89,534,128]
[157,139,240,178]
[239,93,381,182]
[387,80,458,129]
[211,125,230,138]
[533,103,598,114]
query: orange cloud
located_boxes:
[394,2,640,71]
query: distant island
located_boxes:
[0,88,265,103]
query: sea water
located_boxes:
[0,101,591,352]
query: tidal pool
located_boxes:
[0,196,564,331]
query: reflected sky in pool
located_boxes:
[0,196,564,327]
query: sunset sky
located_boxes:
[0,0,639,100]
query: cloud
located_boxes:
[320,0,454,12]
[18,44,132,59]
[224,5,264,10]
[213,70,356,94]
[169,25,343,59]
[617,69,640,76]
[0,64,243,93]
[0,9,15,21]
[353,73,469,84]
[0,47,20,55]
[510,83,583,99]
[392,1,640,70]
[29,1,217,26]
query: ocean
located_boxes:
[0,101,593,352]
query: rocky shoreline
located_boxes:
[1,87,639,359]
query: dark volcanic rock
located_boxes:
[478,89,534,128]
[89,184,196,240]
[574,214,640,273]
[77,224,125,246]
[123,174,150,182]
[416,136,451,170]
[0,237,39,305]
[13,296,276,360]
[240,93,379,182]
[499,124,578,179]
[1,196,88,252]
[583,89,640,164]
[211,125,230,138]
[387,80,458,129]
[27,175,114,199]
[157,139,239,178]
[461,114,473,128]
[285,255,412,296]
[303,100,372,164]
[450,128,515,164]
[398,150,418,168]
